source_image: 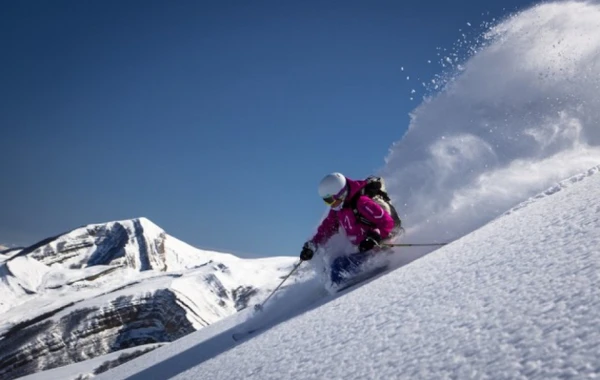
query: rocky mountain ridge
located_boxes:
[0,218,296,380]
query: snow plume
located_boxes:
[382,1,600,252]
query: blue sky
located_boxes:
[0,0,539,257]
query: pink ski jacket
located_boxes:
[310,177,396,247]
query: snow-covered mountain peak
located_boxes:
[13,217,176,272]
[0,218,298,380]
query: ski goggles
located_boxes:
[322,187,348,207]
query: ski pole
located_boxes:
[254,260,302,311]
[382,242,449,247]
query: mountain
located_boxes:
[89,167,600,380]
[0,218,297,380]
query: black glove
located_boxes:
[300,242,315,261]
[359,231,381,252]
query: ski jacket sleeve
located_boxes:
[310,209,340,246]
[355,196,396,239]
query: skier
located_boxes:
[299,172,402,286]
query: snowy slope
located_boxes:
[95,166,600,380]
[0,218,298,379]
[16,344,165,380]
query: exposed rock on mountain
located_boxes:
[0,218,296,380]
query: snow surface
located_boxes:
[95,165,600,380]
[17,344,165,380]
[0,248,21,263]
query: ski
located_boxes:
[334,265,389,293]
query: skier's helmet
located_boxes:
[318,172,348,210]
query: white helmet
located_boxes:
[318,172,348,210]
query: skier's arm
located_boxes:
[310,209,340,246]
[356,196,395,239]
